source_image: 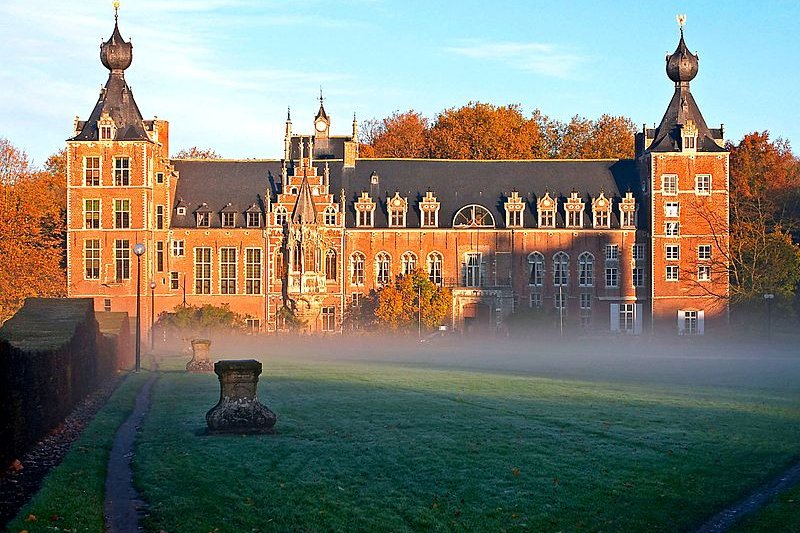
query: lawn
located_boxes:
[133,353,800,532]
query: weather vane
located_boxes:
[677,14,687,30]
[113,1,120,20]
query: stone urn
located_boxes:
[187,338,214,372]
[206,360,277,434]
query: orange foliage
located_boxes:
[373,270,451,332]
[173,146,222,159]
[558,114,636,159]
[366,111,430,158]
[429,103,544,160]
[0,140,66,322]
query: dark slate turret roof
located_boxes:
[70,17,149,142]
[170,159,280,228]
[648,29,725,153]
[334,159,640,229]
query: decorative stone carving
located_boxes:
[186,339,214,373]
[206,360,276,434]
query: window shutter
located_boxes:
[677,310,686,335]
[610,304,620,332]
[634,304,643,335]
[698,310,705,335]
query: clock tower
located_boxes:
[313,88,330,139]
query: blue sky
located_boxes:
[1,0,798,165]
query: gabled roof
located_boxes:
[292,173,317,225]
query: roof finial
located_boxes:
[287,106,291,121]
[677,13,686,34]
[113,0,120,21]
[319,86,324,105]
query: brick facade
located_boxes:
[65,16,729,338]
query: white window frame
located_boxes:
[245,248,262,294]
[697,265,711,282]
[528,252,544,287]
[698,245,712,261]
[553,252,569,286]
[666,265,679,281]
[662,174,678,195]
[665,244,680,261]
[401,251,417,276]
[695,174,711,195]
[665,221,680,236]
[84,239,101,280]
[464,252,482,287]
[194,247,212,294]
[114,199,130,229]
[578,252,594,287]
[605,244,618,262]
[375,252,391,285]
[84,156,101,186]
[664,201,680,217]
[113,157,130,186]
[427,252,443,285]
[605,266,618,288]
[350,252,366,285]
[219,247,237,294]
[84,199,101,229]
[172,240,185,257]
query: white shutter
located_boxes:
[677,310,686,335]
[698,310,705,335]
[610,304,620,332]
[634,303,643,335]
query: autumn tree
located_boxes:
[557,114,636,159]
[0,140,66,323]
[155,303,248,339]
[362,111,430,158]
[173,147,222,159]
[428,102,545,160]
[372,270,451,332]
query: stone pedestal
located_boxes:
[186,339,214,372]
[206,360,276,434]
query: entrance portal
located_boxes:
[463,302,490,335]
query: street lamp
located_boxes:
[133,243,146,373]
[149,280,156,352]
[763,293,774,344]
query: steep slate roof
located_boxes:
[170,158,639,230]
[334,159,640,229]
[648,30,725,153]
[71,19,150,142]
[170,160,280,228]
[292,174,317,224]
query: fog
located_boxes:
[169,333,800,395]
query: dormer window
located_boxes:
[537,193,556,228]
[505,191,525,228]
[196,204,211,227]
[681,119,698,153]
[245,204,262,227]
[98,112,115,141]
[370,171,380,185]
[177,207,187,216]
[565,191,584,228]
[388,191,408,228]
[222,212,236,228]
[592,193,612,228]
[419,191,440,228]
[355,192,376,227]
[619,191,637,228]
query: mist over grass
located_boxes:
[138,336,800,531]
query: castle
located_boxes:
[65,10,729,336]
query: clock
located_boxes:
[315,120,327,132]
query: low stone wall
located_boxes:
[96,311,133,372]
[0,298,121,469]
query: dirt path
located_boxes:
[104,374,158,533]
[695,460,800,532]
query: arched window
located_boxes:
[275,249,285,280]
[401,251,417,276]
[553,252,569,286]
[323,206,337,226]
[291,242,301,272]
[375,252,391,285]
[578,252,594,287]
[274,206,288,226]
[453,204,495,228]
[325,249,337,281]
[528,252,544,286]
[427,252,443,285]
[350,252,365,285]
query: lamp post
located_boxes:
[418,284,422,340]
[558,285,564,337]
[133,243,146,373]
[763,293,774,344]
[149,281,156,352]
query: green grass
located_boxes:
[135,359,800,532]
[5,372,149,533]
[731,483,800,533]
